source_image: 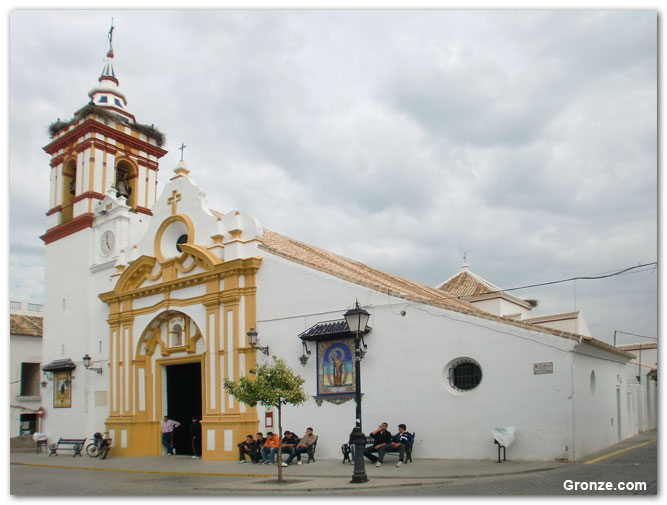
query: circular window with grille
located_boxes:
[443,358,483,393]
[176,234,188,253]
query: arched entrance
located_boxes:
[135,310,205,456]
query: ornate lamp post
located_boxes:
[344,300,371,484]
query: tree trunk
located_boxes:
[277,403,283,482]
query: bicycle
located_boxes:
[85,432,111,459]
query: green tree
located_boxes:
[223,356,308,482]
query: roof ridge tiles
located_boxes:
[260,229,472,311]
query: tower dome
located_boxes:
[86,24,135,122]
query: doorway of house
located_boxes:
[166,362,202,456]
[616,387,622,441]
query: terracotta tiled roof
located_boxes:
[260,229,477,312]
[436,269,533,309]
[9,314,43,337]
[436,269,502,298]
[259,229,633,360]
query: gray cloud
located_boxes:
[7,9,657,346]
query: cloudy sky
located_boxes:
[7,8,657,346]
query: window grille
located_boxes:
[448,359,482,392]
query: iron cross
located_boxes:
[108,19,114,50]
[179,142,187,160]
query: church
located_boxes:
[38,32,653,462]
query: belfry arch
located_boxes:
[114,158,137,209]
[60,158,77,223]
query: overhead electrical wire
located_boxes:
[258,261,657,324]
[499,262,657,296]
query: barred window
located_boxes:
[446,358,482,392]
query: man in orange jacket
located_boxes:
[260,431,280,464]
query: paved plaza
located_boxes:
[9,430,657,495]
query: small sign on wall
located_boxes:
[265,411,273,427]
[534,362,554,375]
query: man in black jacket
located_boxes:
[363,422,392,467]
[238,434,259,463]
[279,431,300,465]
[189,417,202,459]
[253,433,265,463]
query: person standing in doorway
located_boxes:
[161,416,180,456]
[190,417,202,458]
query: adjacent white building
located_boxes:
[37,31,654,463]
[9,302,44,436]
[617,342,658,435]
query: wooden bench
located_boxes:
[48,438,86,457]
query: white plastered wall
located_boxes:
[255,252,591,461]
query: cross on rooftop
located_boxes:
[108,19,114,52]
[179,142,187,161]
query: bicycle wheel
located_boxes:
[86,443,100,458]
[100,445,110,460]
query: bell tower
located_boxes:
[40,24,167,245]
[39,25,168,440]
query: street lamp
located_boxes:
[344,300,371,484]
[82,354,103,374]
[298,340,311,366]
[247,328,269,355]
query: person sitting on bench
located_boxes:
[388,424,413,467]
[279,431,300,463]
[238,434,259,463]
[283,427,317,465]
[260,431,280,464]
[363,422,392,467]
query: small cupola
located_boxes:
[86,24,135,122]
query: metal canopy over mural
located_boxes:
[298,319,371,405]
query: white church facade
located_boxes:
[38,33,652,462]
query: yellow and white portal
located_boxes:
[99,210,263,460]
